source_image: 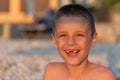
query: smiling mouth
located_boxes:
[64,49,80,57]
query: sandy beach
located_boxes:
[0,39,120,80]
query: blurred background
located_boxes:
[0,0,120,80]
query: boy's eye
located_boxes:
[76,34,85,37]
[58,34,67,37]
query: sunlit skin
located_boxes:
[43,17,116,80]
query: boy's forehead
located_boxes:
[57,16,88,24]
[55,17,91,32]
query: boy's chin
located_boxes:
[66,61,83,66]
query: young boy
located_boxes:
[43,4,115,80]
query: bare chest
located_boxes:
[53,72,98,80]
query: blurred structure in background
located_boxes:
[0,0,59,39]
[0,0,34,39]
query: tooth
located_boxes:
[73,50,76,53]
[67,50,70,53]
[66,50,70,53]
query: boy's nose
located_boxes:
[66,37,75,46]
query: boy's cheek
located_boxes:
[57,40,65,47]
[52,38,63,46]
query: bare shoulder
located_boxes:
[44,62,65,73]
[97,65,115,80]
[89,63,116,80]
[45,62,65,70]
[43,62,66,80]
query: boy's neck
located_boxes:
[66,59,90,76]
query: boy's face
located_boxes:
[52,17,97,66]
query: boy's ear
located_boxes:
[51,34,56,44]
[91,32,98,48]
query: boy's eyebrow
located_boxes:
[57,31,67,35]
[75,31,88,34]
